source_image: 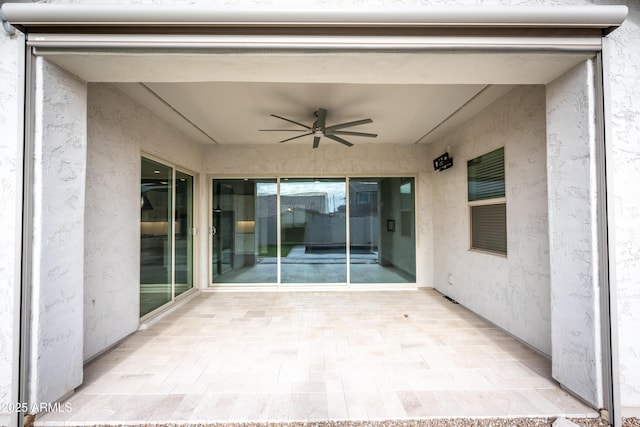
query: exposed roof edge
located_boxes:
[1,3,628,32]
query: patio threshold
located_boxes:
[35,289,600,426]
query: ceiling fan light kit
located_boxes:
[260,107,377,148]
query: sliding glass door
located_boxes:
[280,178,347,283]
[140,157,195,317]
[140,158,173,316]
[210,176,415,286]
[349,178,416,283]
[175,171,194,297]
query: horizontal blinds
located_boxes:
[468,147,505,202]
[471,203,507,255]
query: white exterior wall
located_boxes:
[203,143,433,287]
[605,5,640,412]
[429,85,551,356]
[546,60,603,408]
[29,58,87,406]
[0,29,23,426]
[84,83,203,361]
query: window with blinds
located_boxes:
[467,148,507,255]
[468,147,505,201]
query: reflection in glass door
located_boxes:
[349,177,416,283]
[212,181,231,278]
[140,157,195,317]
[175,171,194,297]
[280,178,347,283]
[212,179,277,283]
[212,209,234,277]
[140,158,172,316]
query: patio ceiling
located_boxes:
[6,3,616,147]
[44,50,594,146]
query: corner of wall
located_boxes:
[30,58,87,405]
[546,59,603,408]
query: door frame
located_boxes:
[207,174,419,289]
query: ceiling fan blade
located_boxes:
[325,134,354,147]
[325,118,373,132]
[271,114,311,130]
[279,133,312,143]
[330,130,377,138]
[259,129,309,132]
[313,136,321,149]
[316,108,327,131]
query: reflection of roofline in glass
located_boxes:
[258,181,347,200]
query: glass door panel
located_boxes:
[212,179,277,283]
[140,158,173,317]
[349,177,416,283]
[208,176,416,286]
[175,171,194,297]
[280,178,347,283]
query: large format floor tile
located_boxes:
[36,289,597,426]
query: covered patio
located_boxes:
[36,290,596,425]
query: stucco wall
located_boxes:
[546,60,603,408]
[429,85,551,356]
[30,58,87,406]
[203,143,433,287]
[605,3,640,411]
[84,83,203,361]
[0,29,23,424]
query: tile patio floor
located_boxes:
[36,289,597,425]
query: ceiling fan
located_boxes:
[260,107,377,148]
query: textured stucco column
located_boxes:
[29,58,87,406]
[605,5,640,413]
[546,59,603,409]
[0,29,24,425]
